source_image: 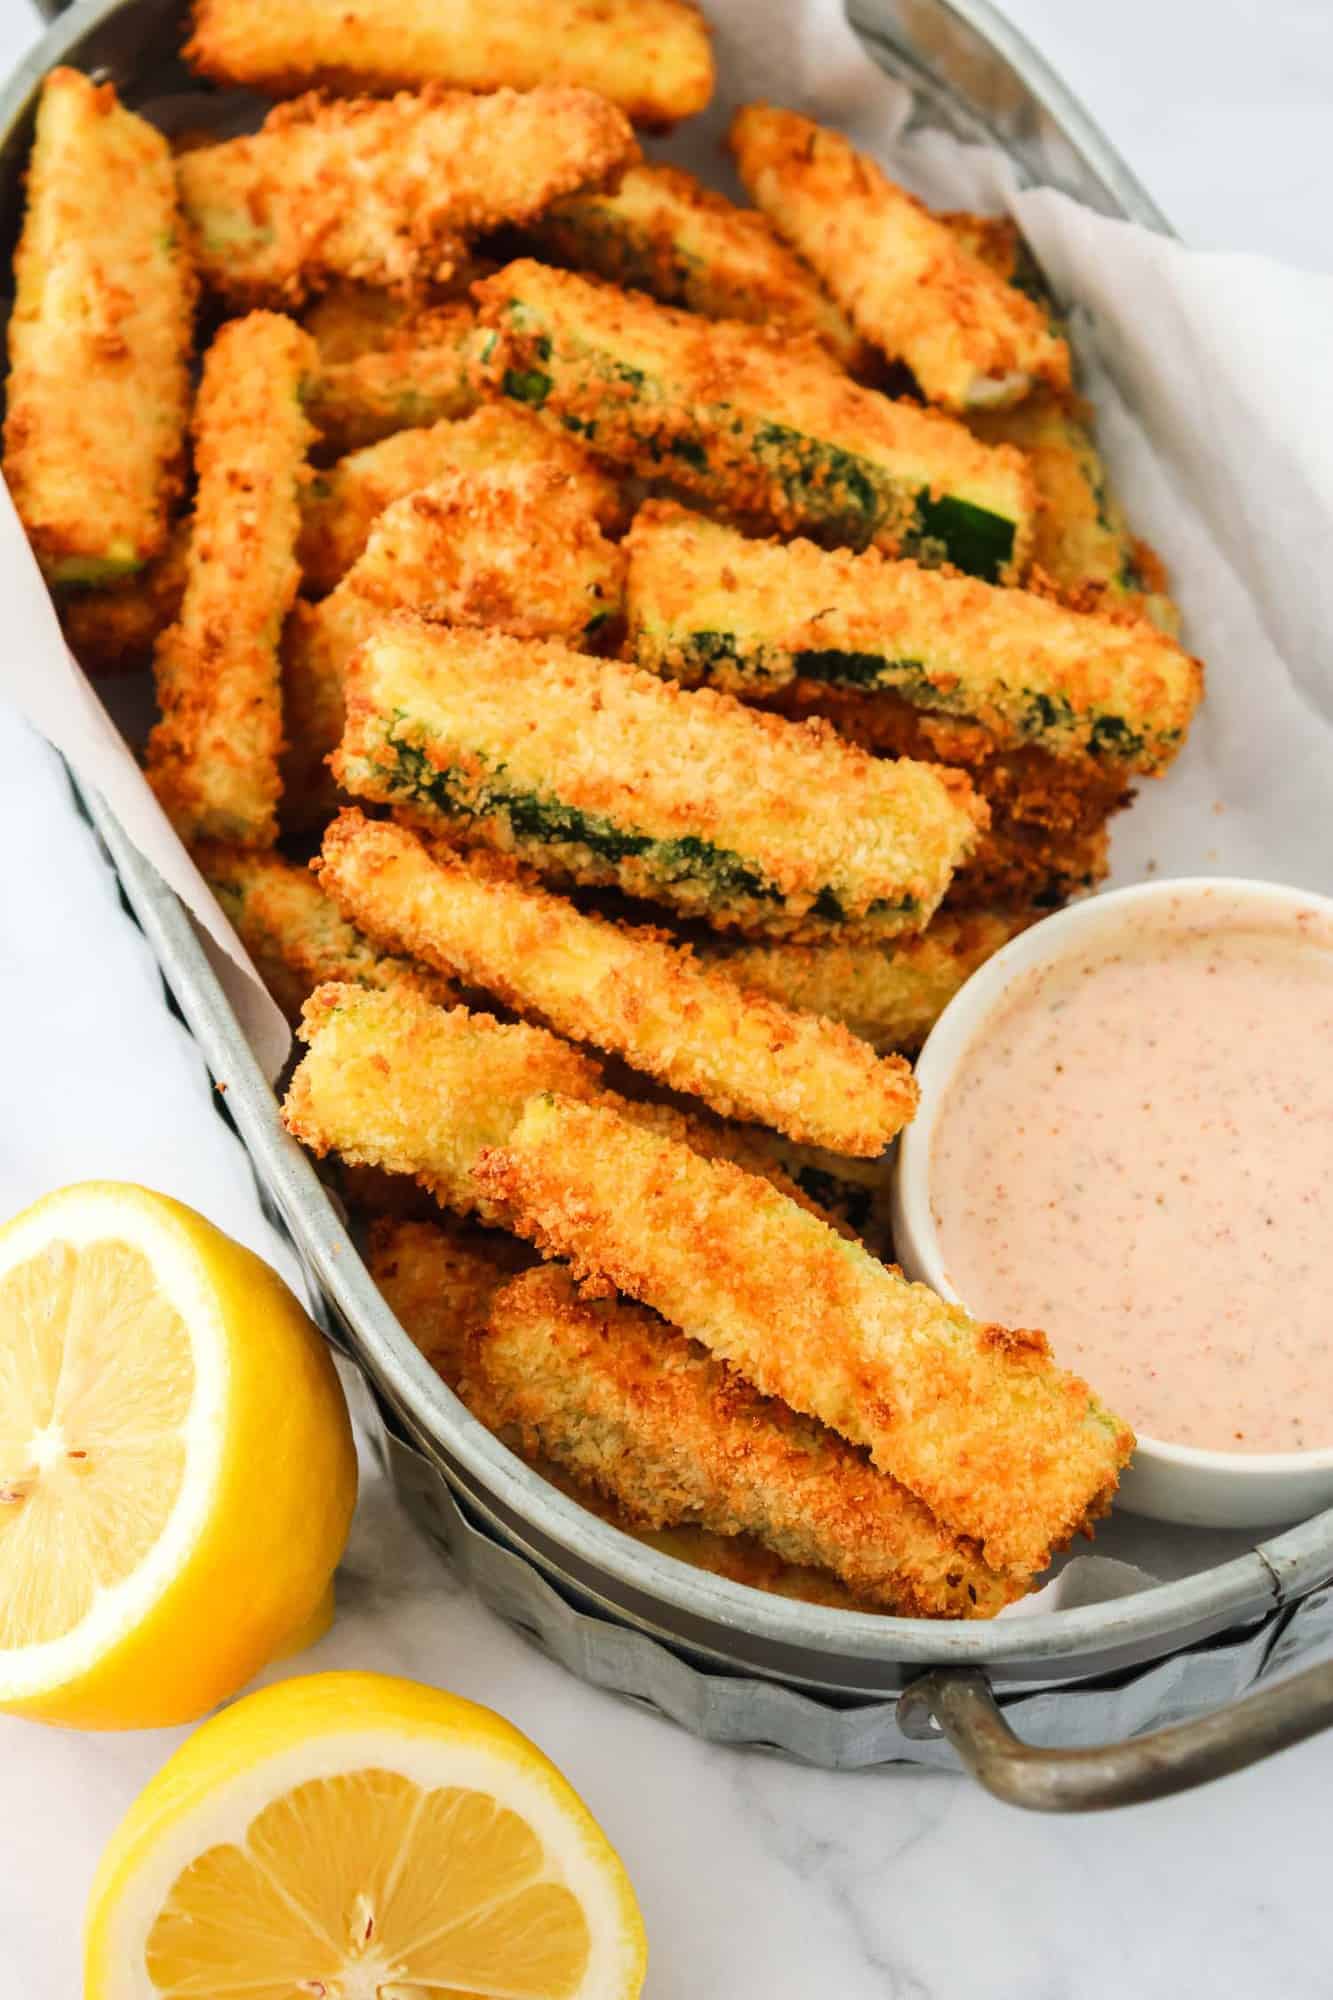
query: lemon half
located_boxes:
[0,1181,356,1728]
[86,1669,648,1998]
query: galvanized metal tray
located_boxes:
[12,0,1333,1807]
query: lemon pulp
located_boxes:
[0,1237,194,1650]
[147,1768,592,1998]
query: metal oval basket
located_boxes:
[10,0,1333,1809]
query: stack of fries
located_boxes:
[7,2,1207,1617]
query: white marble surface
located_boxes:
[4,3,1333,1995]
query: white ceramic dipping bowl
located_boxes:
[891,876,1333,1532]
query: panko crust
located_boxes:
[317,808,919,1154]
[178,85,638,305]
[471,1092,1135,1576]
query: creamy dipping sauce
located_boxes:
[930,892,1333,1453]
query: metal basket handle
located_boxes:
[898,1660,1333,1809]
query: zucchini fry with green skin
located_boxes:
[298,401,620,592]
[729,104,1070,414]
[474,261,1034,584]
[521,163,868,372]
[335,620,984,939]
[765,679,1130,851]
[59,520,190,675]
[306,304,480,456]
[283,982,846,1229]
[282,458,624,824]
[472,1093,1135,1576]
[4,69,194,585]
[177,86,637,307]
[146,312,316,847]
[626,503,1201,773]
[184,0,714,130]
[195,843,455,1023]
[318,810,918,1155]
[972,392,1180,633]
[469,1264,1021,1617]
[701,909,1037,1056]
[368,1218,885,1612]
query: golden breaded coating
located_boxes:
[298,400,620,593]
[335,620,984,939]
[729,104,1070,414]
[942,210,1048,302]
[177,85,638,306]
[971,391,1181,634]
[59,519,190,675]
[474,260,1034,584]
[367,1216,533,1385]
[195,843,454,1024]
[4,69,194,584]
[626,503,1201,774]
[469,1263,1021,1617]
[948,818,1112,912]
[282,458,624,826]
[185,0,714,129]
[284,983,603,1224]
[369,1217,885,1611]
[764,678,1131,848]
[303,281,417,362]
[701,909,1037,1055]
[473,1094,1136,1576]
[523,162,867,371]
[285,981,857,1233]
[306,303,480,455]
[145,312,316,846]
[318,810,918,1154]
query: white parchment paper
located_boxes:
[0,0,1329,1601]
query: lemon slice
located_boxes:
[0,1181,356,1728]
[86,1669,648,1999]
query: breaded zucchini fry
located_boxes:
[471,1264,1020,1617]
[626,503,1201,773]
[285,982,863,1232]
[972,392,1181,633]
[943,210,1054,314]
[196,843,454,1022]
[59,519,190,675]
[522,163,867,371]
[474,261,1034,583]
[369,1217,889,1611]
[472,1093,1135,1575]
[318,810,918,1154]
[949,818,1111,912]
[185,0,714,129]
[334,620,984,938]
[366,1217,533,1385]
[765,679,1131,863]
[285,984,602,1223]
[701,909,1037,1055]
[729,104,1070,413]
[4,69,194,584]
[756,1140,891,1254]
[177,86,637,307]
[306,304,480,455]
[145,312,316,846]
[282,457,624,823]
[299,401,620,592]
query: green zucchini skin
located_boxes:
[474,261,1034,584]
